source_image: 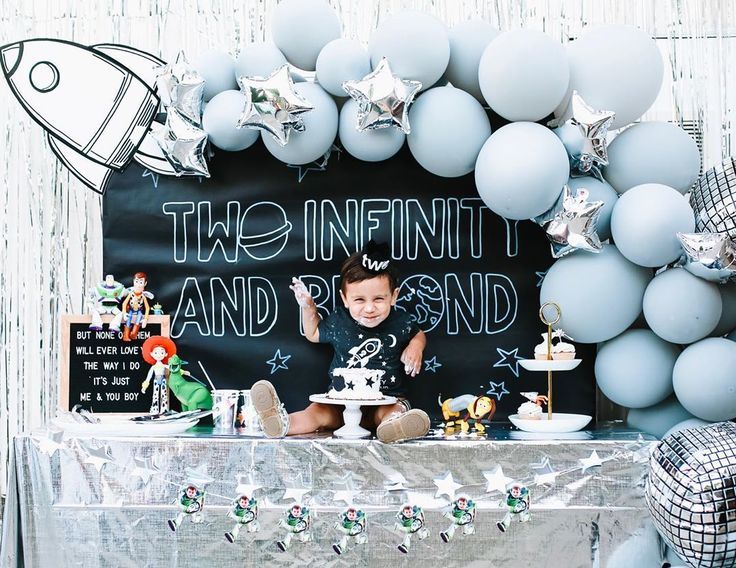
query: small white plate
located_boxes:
[519,359,582,372]
[508,413,592,433]
[52,417,201,436]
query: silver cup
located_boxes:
[211,389,239,433]
[235,389,262,435]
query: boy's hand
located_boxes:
[289,277,314,309]
[400,344,423,377]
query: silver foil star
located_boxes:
[342,58,422,134]
[83,442,114,472]
[678,232,736,283]
[237,64,314,146]
[154,51,205,126]
[534,185,604,258]
[151,108,209,177]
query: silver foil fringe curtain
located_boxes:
[1,0,735,494]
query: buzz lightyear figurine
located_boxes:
[497,482,530,533]
[276,504,312,552]
[440,495,476,543]
[86,274,125,331]
[168,484,205,532]
[224,494,260,543]
[332,507,367,555]
[395,504,429,554]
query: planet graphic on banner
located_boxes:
[239,202,293,260]
[395,275,445,331]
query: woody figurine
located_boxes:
[121,272,150,341]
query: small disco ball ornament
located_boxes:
[646,421,736,568]
[690,157,736,239]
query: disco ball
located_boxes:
[646,422,736,568]
[690,157,736,239]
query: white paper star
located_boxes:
[235,474,262,497]
[580,450,603,474]
[531,456,558,485]
[334,489,360,504]
[131,456,160,485]
[184,463,215,487]
[482,466,513,494]
[34,429,65,457]
[83,443,113,472]
[282,487,310,502]
[433,471,463,500]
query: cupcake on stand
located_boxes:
[516,392,549,420]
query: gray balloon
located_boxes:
[626,395,694,438]
[445,19,499,102]
[262,83,338,165]
[604,122,701,194]
[643,268,722,344]
[338,98,405,162]
[202,90,259,152]
[316,38,371,98]
[540,244,652,343]
[270,0,341,71]
[475,122,569,220]
[234,42,287,80]
[192,49,238,101]
[662,417,711,439]
[610,183,695,268]
[595,329,678,408]
[407,86,491,177]
[673,338,736,421]
[567,176,618,241]
[712,285,736,336]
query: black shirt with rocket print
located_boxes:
[318,307,420,398]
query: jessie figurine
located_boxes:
[121,272,151,341]
[141,335,177,414]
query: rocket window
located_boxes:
[29,61,59,93]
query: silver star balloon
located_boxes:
[677,232,736,283]
[553,91,615,177]
[151,108,210,177]
[534,186,604,258]
[342,57,422,134]
[236,64,314,146]
[154,51,205,127]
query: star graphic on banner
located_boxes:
[282,487,310,502]
[83,443,113,472]
[486,381,510,401]
[493,347,524,377]
[235,474,262,497]
[531,456,558,485]
[267,349,291,374]
[34,429,65,457]
[424,356,442,373]
[482,466,512,494]
[535,270,548,288]
[131,456,160,485]
[184,463,215,487]
[287,144,340,182]
[580,450,603,474]
[433,471,463,500]
[142,168,160,189]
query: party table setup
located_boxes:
[3,1,736,567]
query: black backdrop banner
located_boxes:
[103,144,595,420]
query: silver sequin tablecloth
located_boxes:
[1,427,658,567]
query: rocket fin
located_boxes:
[47,133,114,194]
[133,131,178,175]
[91,44,164,91]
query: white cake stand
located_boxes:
[309,394,398,439]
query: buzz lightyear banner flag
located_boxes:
[103,145,595,419]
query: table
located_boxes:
[308,394,397,438]
[1,425,660,567]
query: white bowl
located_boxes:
[52,416,201,436]
[519,359,582,372]
[508,412,592,433]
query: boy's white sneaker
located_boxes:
[251,380,289,438]
[377,408,430,443]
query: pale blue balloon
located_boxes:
[407,86,491,177]
[610,183,695,267]
[262,82,338,165]
[662,417,711,439]
[595,329,678,408]
[478,29,569,121]
[270,0,341,71]
[446,19,500,102]
[316,39,371,97]
[540,244,652,343]
[234,42,287,80]
[643,268,722,344]
[567,176,618,241]
[626,395,694,438]
[338,98,404,162]
[474,122,569,219]
[202,90,259,152]
[712,285,736,336]
[369,11,450,90]
[604,122,701,194]
[673,338,736,421]
[192,49,238,101]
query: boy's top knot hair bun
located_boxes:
[361,239,391,273]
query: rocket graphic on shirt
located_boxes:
[346,338,383,368]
